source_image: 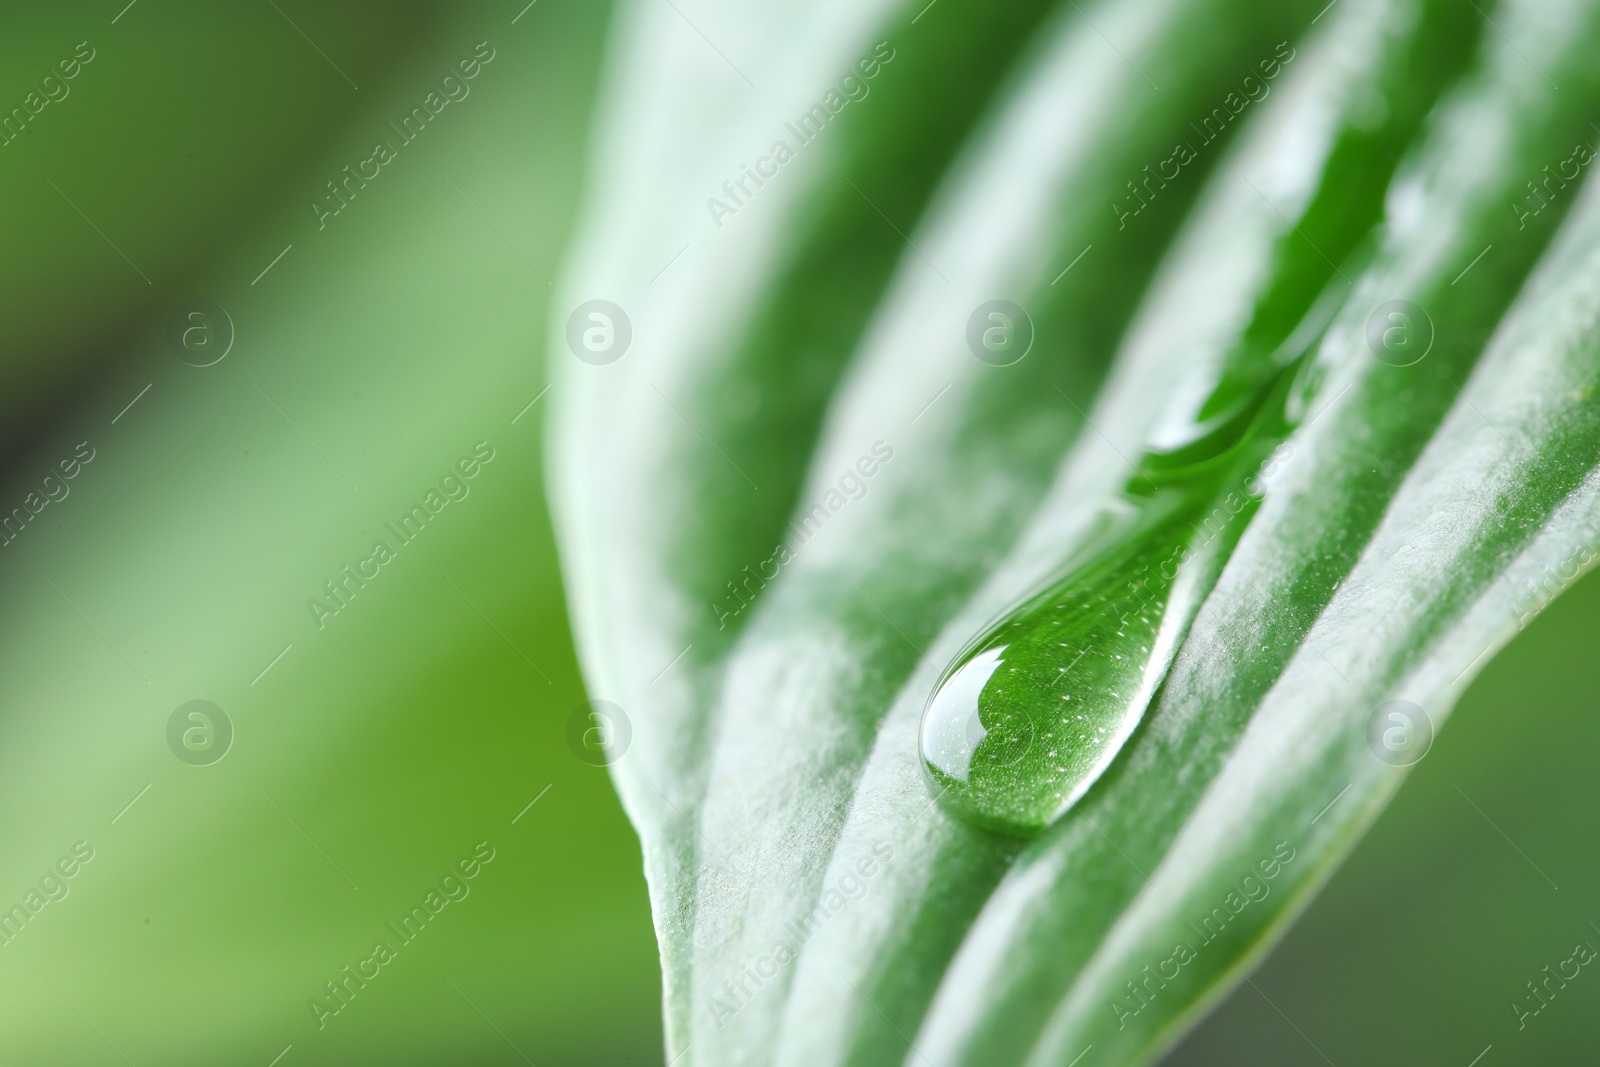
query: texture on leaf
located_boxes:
[550,0,1600,1063]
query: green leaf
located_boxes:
[551,0,1600,1063]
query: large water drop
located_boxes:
[919,290,1334,835]
[920,516,1199,837]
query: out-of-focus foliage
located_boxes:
[0,2,662,1065]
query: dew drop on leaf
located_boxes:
[919,518,1196,837]
[920,327,1317,835]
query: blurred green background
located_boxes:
[3,1,1597,1064]
[0,2,661,1064]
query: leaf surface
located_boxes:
[550,0,1600,1063]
